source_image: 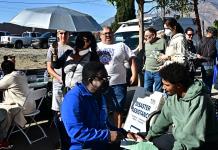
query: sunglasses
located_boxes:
[59,32,68,35]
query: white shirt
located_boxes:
[97,42,135,85]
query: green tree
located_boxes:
[214,20,218,29]
[155,0,203,38]
[107,0,136,31]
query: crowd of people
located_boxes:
[0,17,217,150]
[48,18,218,150]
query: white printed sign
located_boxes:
[123,91,165,133]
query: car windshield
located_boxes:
[40,32,54,38]
[22,33,29,37]
[114,31,139,50]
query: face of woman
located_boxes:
[58,31,69,44]
[164,24,173,37]
[82,37,91,49]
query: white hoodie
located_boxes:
[165,33,187,64]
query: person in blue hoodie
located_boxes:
[146,62,218,150]
[61,62,142,150]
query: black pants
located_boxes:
[152,134,218,150]
[152,134,175,150]
[53,111,71,150]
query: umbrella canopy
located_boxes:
[10,6,102,32]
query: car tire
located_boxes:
[15,41,23,49]
[41,42,48,49]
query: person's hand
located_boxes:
[110,131,125,142]
[197,54,203,59]
[127,132,144,142]
[158,65,164,71]
[129,75,137,85]
[145,135,151,141]
[56,75,63,83]
[157,54,169,62]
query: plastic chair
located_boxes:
[7,88,47,144]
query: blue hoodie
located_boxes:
[61,83,110,150]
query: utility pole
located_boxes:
[136,0,144,87]
[136,0,145,52]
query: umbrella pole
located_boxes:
[51,30,58,62]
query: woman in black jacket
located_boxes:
[52,32,99,89]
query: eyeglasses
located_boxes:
[94,76,111,81]
[101,32,112,36]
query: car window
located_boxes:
[36,33,41,37]
[31,33,36,37]
[22,33,29,37]
[0,32,5,36]
[114,31,139,50]
[5,32,10,36]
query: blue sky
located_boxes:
[0,0,155,24]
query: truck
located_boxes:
[0,31,11,47]
[1,32,41,49]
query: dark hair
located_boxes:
[165,18,184,34]
[82,62,107,85]
[206,26,217,37]
[3,55,8,61]
[75,32,99,61]
[1,59,15,75]
[145,27,157,36]
[159,62,193,89]
[185,27,194,34]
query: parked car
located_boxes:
[31,32,56,49]
[1,32,41,49]
[48,32,91,48]
[114,16,164,51]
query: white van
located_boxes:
[114,16,164,50]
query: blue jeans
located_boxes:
[106,84,127,113]
[144,71,163,92]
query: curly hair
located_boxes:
[159,62,193,89]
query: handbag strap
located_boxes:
[69,53,89,87]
